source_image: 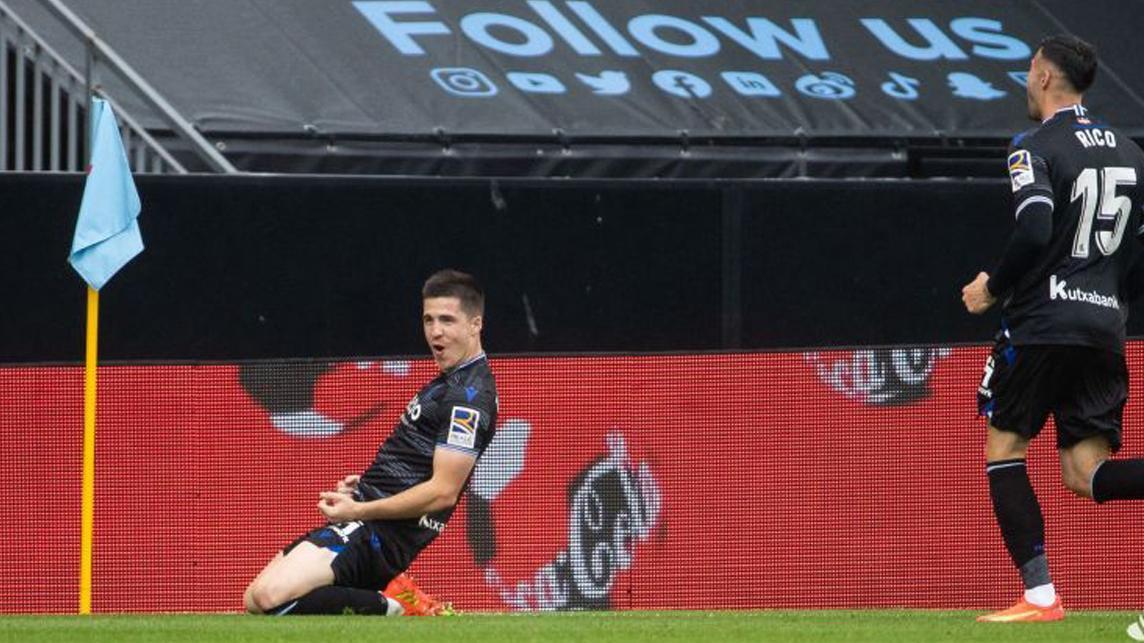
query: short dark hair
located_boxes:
[422,269,484,316]
[1039,34,1097,93]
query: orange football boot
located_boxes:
[383,573,456,616]
[976,595,1064,622]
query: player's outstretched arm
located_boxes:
[318,449,476,522]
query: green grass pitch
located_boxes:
[1,610,1139,642]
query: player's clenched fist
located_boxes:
[336,474,360,496]
[318,491,361,522]
[962,271,996,315]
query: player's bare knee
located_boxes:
[246,581,289,614]
[985,426,1027,462]
[1060,446,1108,500]
[243,584,264,614]
[1061,469,1092,498]
[243,582,264,614]
[1060,456,1100,499]
[1065,477,1093,499]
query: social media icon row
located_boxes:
[430,67,1019,102]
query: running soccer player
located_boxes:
[244,269,498,616]
[962,35,1144,623]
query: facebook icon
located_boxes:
[721,71,781,97]
[652,70,712,99]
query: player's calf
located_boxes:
[1056,436,1144,502]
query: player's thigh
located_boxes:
[1052,347,1126,453]
[248,541,336,609]
[978,339,1053,454]
[247,551,286,592]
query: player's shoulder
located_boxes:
[439,367,497,438]
[1006,131,1051,186]
[1006,126,1046,191]
[1009,118,1066,156]
[1009,126,1040,153]
[1112,125,1144,161]
[442,355,497,406]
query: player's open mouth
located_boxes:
[432,344,445,354]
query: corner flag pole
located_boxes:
[68,88,144,614]
[78,46,96,617]
[79,285,98,614]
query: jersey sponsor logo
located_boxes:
[1008,149,1034,192]
[418,514,446,533]
[406,395,422,421]
[448,405,480,449]
[1049,274,1120,310]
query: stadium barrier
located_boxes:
[4,344,1143,612]
[0,173,1069,363]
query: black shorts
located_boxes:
[283,521,407,591]
[977,335,1127,451]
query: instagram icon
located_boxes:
[430,68,499,97]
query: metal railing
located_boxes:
[1,0,239,174]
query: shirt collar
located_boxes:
[1043,103,1085,123]
[445,352,486,374]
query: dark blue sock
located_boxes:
[987,459,1050,587]
[271,586,388,615]
[1092,459,1144,503]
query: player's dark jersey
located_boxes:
[356,353,497,555]
[1002,105,1144,353]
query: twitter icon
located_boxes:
[576,70,630,96]
[948,72,1006,100]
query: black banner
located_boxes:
[347,0,1117,139]
[11,0,1144,142]
[9,173,1144,362]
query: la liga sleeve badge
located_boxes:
[448,406,480,450]
[1008,149,1034,192]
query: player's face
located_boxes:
[423,296,482,371]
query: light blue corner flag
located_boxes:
[68,98,143,291]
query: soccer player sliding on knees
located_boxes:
[244,270,498,616]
